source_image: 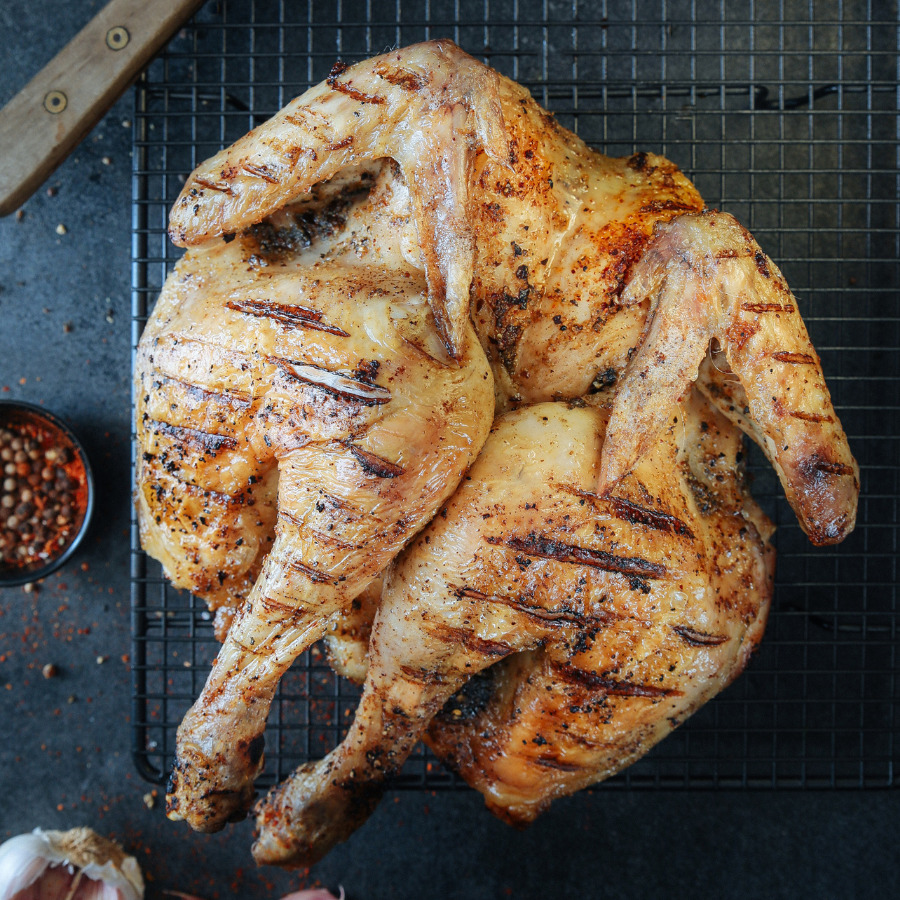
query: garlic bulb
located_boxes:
[0,828,144,900]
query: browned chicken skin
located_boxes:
[135,40,858,863]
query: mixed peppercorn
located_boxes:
[0,417,88,573]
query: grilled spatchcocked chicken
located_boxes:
[136,40,858,864]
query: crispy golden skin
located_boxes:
[170,40,856,545]
[423,395,774,826]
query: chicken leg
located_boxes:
[252,393,773,865]
[143,165,495,832]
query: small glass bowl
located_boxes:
[0,400,95,587]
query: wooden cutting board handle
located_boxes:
[0,0,205,216]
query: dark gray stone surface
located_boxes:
[0,2,897,898]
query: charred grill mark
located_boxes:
[150,420,238,453]
[285,558,332,584]
[639,199,698,214]
[772,350,816,365]
[277,509,305,531]
[626,151,651,172]
[241,163,278,183]
[399,664,448,685]
[325,136,355,151]
[551,661,678,698]
[493,534,665,581]
[226,299,350,337]
[309,529,360,551]
[398,333,452,367]
[320,491,362,515]
[790,410,834,423]
[346,443,406,478]
[143,466,237,506]
[532,756,582,772]
[740,302,795,314]
[726,319,760,352]
[326,64,385,105]
[454,586,616,628]
[456,587,489,600]
[272,359,391,405]
[673,625,730,647]
[754,250,772,278]
[374,62,428,91]
[155,375,252,409]
[328,60,350,78]
[801,454,855,479]
[256,594,299,619]
[238,733,266,767]
[283,105,331,138]
[560,485,603,506]
[424,623,515,659]
[194,177,234,195]
[608,496,695,539]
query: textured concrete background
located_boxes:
[0,2,897,898]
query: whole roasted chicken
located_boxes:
[134,41,858,865]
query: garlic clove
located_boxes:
[0,828,144,900]
[0,833,52,899]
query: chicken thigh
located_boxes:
[141,40,858,852]
[422,394,774,825]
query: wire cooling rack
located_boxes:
[130,0,899,790]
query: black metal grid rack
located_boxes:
[131,0,900,789]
